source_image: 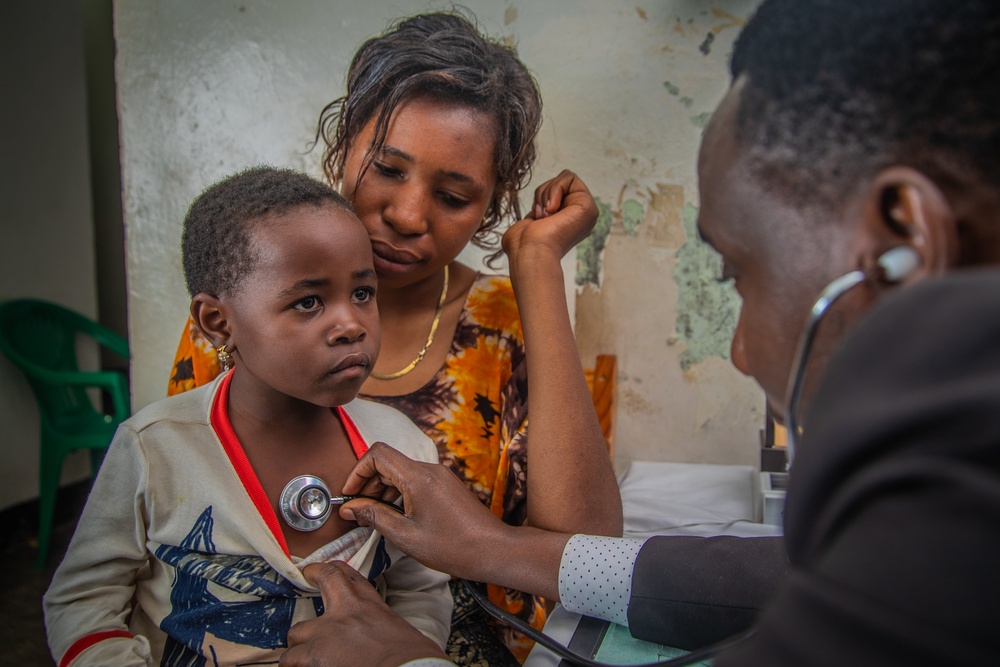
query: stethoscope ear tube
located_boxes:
[784,270,866,468]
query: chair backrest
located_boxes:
[0,299,114,425]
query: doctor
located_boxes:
[281,1,1000,665]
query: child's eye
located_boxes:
[353,286,376,303]
[294,296,321,311]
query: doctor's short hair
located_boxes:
[730,0,1000,211]
[182,166,354,298]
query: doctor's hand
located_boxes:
[338,442,509,582]
[340,443,570,599]
[280,561,447,667]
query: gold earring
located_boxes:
[217,344,232,372]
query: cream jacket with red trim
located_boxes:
[43,373,452,667]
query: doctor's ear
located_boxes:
[864,167,959,279]
[190,293,232,348]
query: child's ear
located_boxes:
[190,293,231,348]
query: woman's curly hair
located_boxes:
[315,10,542,254]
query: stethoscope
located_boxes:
[783,246,919,467]
[283,250,920,666]
[283,475,737,665]
[280,475,404,531]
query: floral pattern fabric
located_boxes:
[168,274,543,664]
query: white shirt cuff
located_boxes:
[558,534,648,627]
[400,659,455,667]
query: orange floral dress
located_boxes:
[168,274,541,664]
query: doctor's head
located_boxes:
[697,0,1000,417]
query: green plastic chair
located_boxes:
[0,298,130,567]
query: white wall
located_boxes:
[115,0,765,468]
[0,0,99,510]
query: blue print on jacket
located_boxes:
[155,506,299,667]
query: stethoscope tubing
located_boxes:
[784,270,866,468]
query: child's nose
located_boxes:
[325,311,366,345]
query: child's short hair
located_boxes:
[316,11,542,251]
[182,166,354,297]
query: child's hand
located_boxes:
[502,169,599,266]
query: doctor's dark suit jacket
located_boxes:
[626,270,1000,665]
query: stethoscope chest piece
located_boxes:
[280,475,332,531]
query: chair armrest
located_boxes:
[87,323,130,360]
[27,367,131,419]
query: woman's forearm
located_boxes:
[510,247,623,537]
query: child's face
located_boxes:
[340,96,498,291]
[224,204,380,407]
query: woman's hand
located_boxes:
[280,561,447,667]
[502,169,599,267]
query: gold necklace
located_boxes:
[371,265,449,380]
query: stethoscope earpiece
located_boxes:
[785,245,920,469]
[876,246,920,283]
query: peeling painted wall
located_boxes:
[117,0,765,469]
[580,192,740,372]
[518,0,764,465]
[521,1,766,467]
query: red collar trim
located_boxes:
[340,406,369,459]
[209,371,370,557]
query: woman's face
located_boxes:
[341,97,498,291]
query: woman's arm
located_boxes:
[502,170,623,536]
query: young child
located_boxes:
[43,167,451,667]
